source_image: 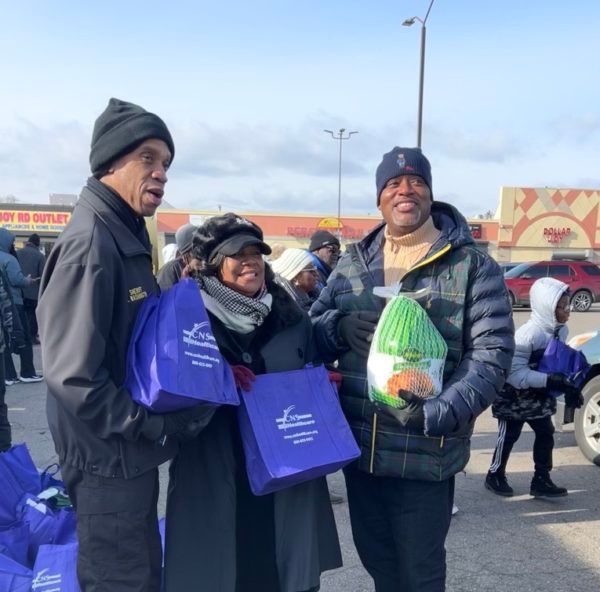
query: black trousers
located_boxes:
[61,465,162,592]
[344,465,454,592]
[489,416,554,476]
[23,298,39,341]
[4,305,36,379]
[0,354,9,451]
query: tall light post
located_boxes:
[403,0,436,148]
[323,128,358,237]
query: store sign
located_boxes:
[0,210,71,233]
[288,217,365,239]
[543,227,571,243]
[469,224,482,239]
[287,226,364,239]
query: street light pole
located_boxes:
[323,128,358,237]
[403,0,436,148]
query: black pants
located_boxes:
[0,354,9,451]
[4,305,36,379]
[344,465,454,592]
[23,298,39,341]
[489,416,554,476]
[61,465,162,592]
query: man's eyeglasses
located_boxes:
[321,245,340,255]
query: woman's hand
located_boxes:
[231,365,256,391]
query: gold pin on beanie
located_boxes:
[89,98,175,176]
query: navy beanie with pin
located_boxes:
[375,147,432,205]
[89,98,175,177]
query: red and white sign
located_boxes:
[543,227,571,243]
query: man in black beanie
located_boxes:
[16,233,45,344]
[310,146,514,592]
[38,98,210,591]
[308,229,341,296]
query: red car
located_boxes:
[504,260,600,312]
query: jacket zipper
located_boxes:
[369,412,378,473]
[367,242,452,472]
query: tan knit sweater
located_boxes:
[383,217,441,286]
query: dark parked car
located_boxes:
[504,260,600,311]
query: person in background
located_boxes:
[38,98,208,591]
[308,230,341,295]
[271,248,318,312]
[161,242,178,265]
[0,270,13,451]
[0,228,43,383]
[156,223,198,290]
[165,213,342,592]
[267,242,286,261]
[486,277,583,498]
[16,233,45,344]
[310,146,514,592]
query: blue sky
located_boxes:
[1,0,598,217]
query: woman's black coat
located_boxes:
[164,281,342,592]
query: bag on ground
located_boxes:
[31,543,80,592]
[238,364,360,495]
[0,523,29,567]
[126,278,240,412]
[367,290,447,410]
[0,552,32,592]
[0,444,41,526]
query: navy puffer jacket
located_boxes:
[310,202,515,481]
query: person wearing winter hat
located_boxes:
[271,248,318,312]
[164,212,342,591]
[156,223,199,291]
[38,98,209,591]
[16,232,45,345]
[310,146,514,592]
[307,230,341,295]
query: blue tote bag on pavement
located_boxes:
[238,364,360,495]
[0,444,41,527]
[126,278,239,412]
[31,543,80,592]
[0,523,29,567]
[538,338,590,397]
[0,553,32,592]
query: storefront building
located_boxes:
[496,186,600,263]
[2,184,599,267]
[0,204,73,254]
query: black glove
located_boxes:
[337,311,379,358]
[376,390,425,431]
[546,373,579,395]
[564,391,584,409]
[162,404,217,441]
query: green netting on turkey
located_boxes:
[368,294,447,409]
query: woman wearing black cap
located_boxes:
[164,213,342,592]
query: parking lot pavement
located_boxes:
[8,340,600,591]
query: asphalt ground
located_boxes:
[7,306,600,591]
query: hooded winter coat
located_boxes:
[0,228,31,306]
[310,202,515,481]
[164,279,342,592]
[492,277,569,421]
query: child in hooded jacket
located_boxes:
[486,277,584,498]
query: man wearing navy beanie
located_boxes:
[310,146,514,591]
[38,99,207,591]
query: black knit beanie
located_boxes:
[375,147,433,205]
[89,98,175,177]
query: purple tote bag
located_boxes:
[126,279,239,412]
[537,338,590,397]
[238,364,360,495]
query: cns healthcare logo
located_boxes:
[275,405,315,430]
[182,321,218,349]
[32,568,62,590]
